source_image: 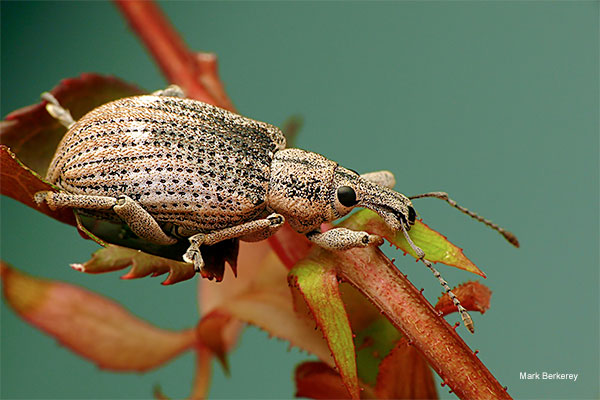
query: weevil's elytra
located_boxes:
[46,95,283,232]
[38,86,519,332]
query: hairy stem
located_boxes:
[328,248,511,400]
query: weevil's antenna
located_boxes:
[400,223,475,333]
[41,92,75,129]
[409,191,519,247]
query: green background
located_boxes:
[1,1,598,399]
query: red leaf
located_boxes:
[199,242,333,368]
[375,338,438,400]
[295,362,351,400]
[0,145,75,226]
[196,310,236,374]
[1,261,196,372]
[71,244,196,285]
[435,281,492,316]
[1,74,143,176]
[0,75,143,229]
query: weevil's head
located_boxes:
[330,166,416,232]
[268,149,415,233]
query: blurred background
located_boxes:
[1,1,597,399]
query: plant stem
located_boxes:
[114,0,233,110]
[330,248,512,400]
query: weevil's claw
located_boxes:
[184,235,205,273]
[267,213,284,227]
[34,191,50,206]
[364,233,384,247]
[183,248,205,273]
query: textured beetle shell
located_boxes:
[46,95,286,232]
[268,148,338,233]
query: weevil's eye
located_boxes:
[408,206,416,225]
[337,186,358,207]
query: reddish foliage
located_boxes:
[295,362,352,400]
[375,338,438,400]
[436,281,492,316]
[0,74,143,176]
[0,146,75,226]
[0,261,196,372]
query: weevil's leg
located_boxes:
[34,191,176,245]
[112,195,177,245]
[409,191,519,247]
[41,92,75,129]
[183,213,285,272]
[399,223,475,333]
[152,85,185,98]
[306,228,383,251]
[35,191,117,210]
[239,214,285,242]
[360,170,396,189]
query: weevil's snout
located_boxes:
[332,167,415,232]
[361,187,415,232]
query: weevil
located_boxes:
[36,85,519,332]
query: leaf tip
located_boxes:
[70,263,86,272]
[120,272,137,280]
[160,275,178,285]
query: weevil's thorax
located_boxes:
[267,149,339,233]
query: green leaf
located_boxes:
[288,260,359,400]
[354,318,400,386]
[340,209,485,277]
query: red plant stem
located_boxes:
[331,248,511,400]
[114,0,220,107]
[194,53,236,111]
